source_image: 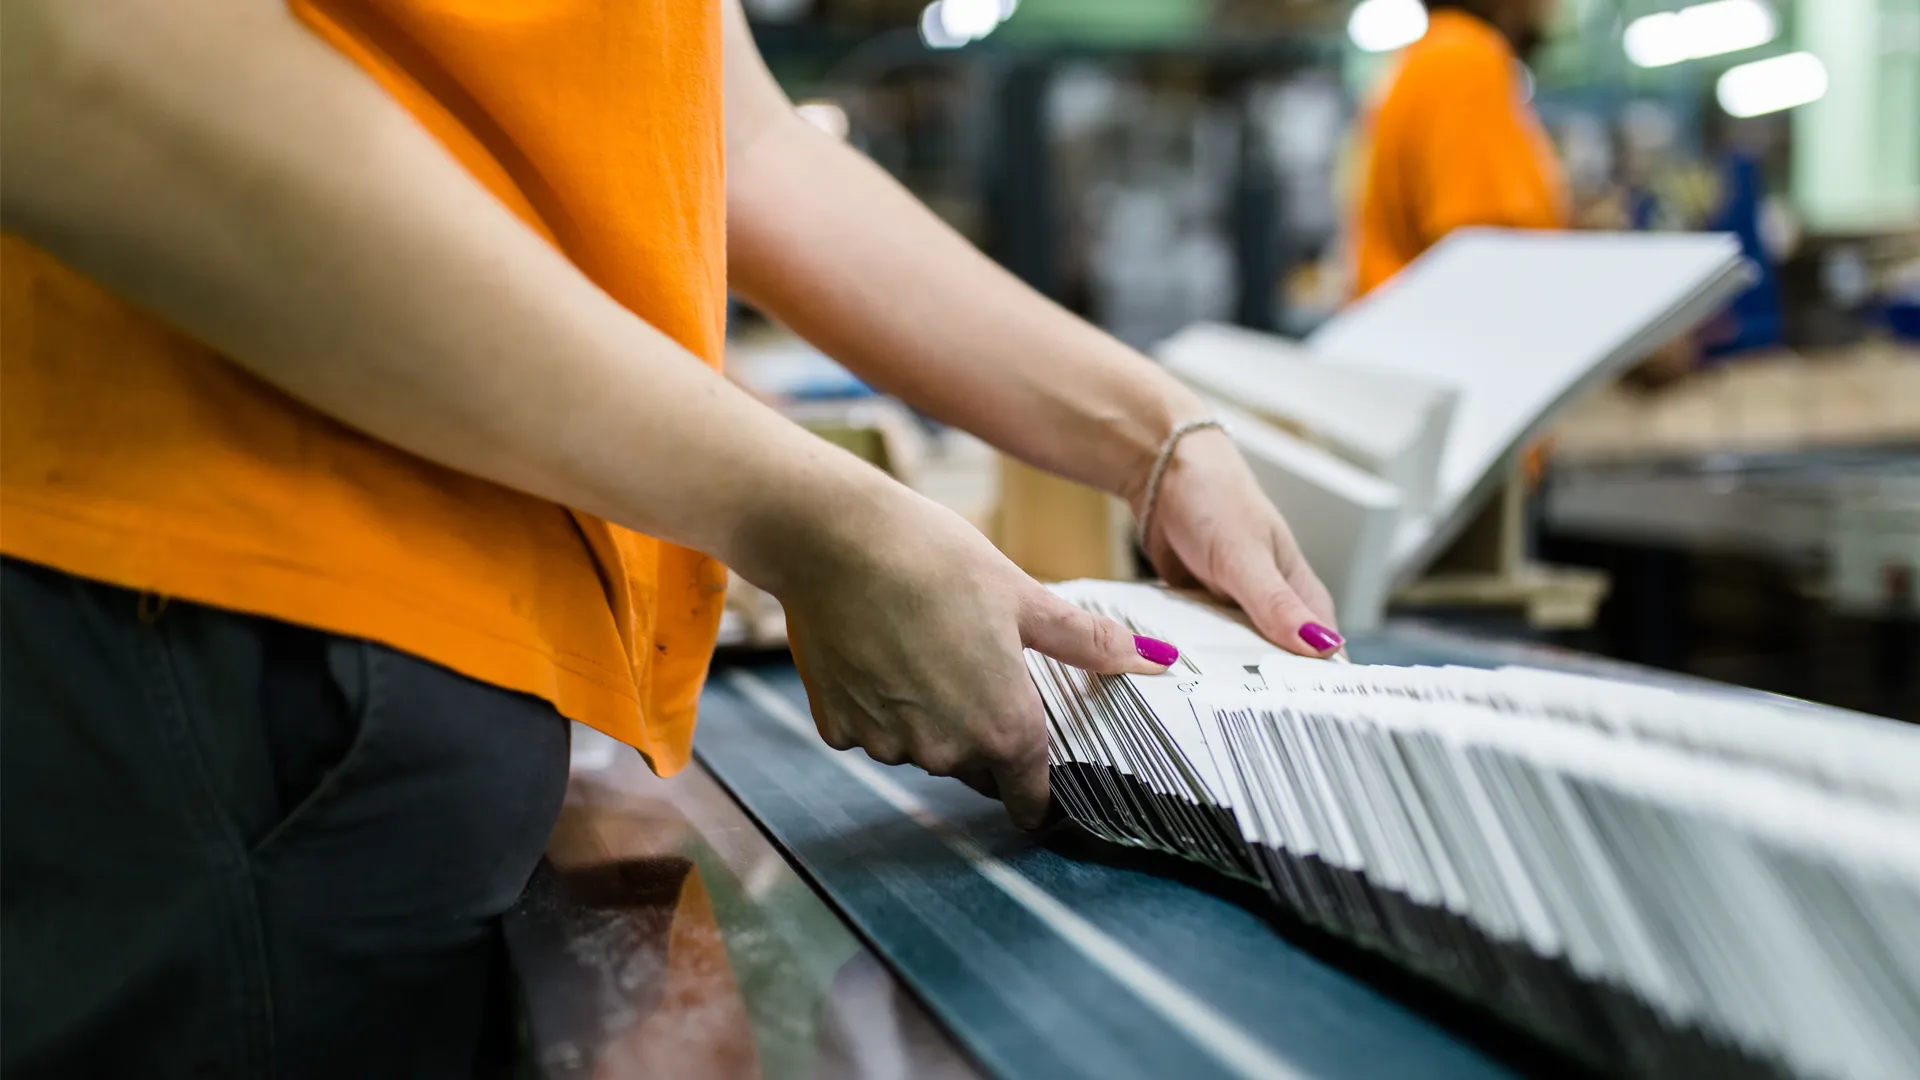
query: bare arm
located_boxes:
[1,0,1167,824]
[722,6,1206,506]
[722,6,1343,655]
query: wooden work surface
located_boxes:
[1551,345,1920,464]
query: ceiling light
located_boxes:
[919,2,967,49]
[938,0,1002,41]
[1625,0,1777,69]
[1717,51,1828,117]
[1348,0,1428,54]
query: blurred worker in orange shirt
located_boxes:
[1349,0,1570,483]
[1346,0,1688,479]
[1350,0,1567,300]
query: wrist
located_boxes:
[1132,416,1233,544]
[1109,380,1212,510]
[720,452,904,599]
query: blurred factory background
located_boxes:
[719,0,1920,720]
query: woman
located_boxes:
[0,1,1339,1074]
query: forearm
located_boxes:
[728,118,1209,504]
[0,0,888,588]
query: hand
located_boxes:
[759,480,1173,829]
[1133,428,1343,658]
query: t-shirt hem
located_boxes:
[0,492,686,772]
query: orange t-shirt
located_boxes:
[0,0,727,773]
[1349,9,1568,299]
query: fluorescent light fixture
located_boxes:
[1348,0,1428,54]
[1717,51,1828,117]
[920,0,1006,48]
[939,0,1002,39]
[919,2,967,48]
[1624,0,1777,68]
[1624,12,1689,67]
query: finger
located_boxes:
[985,682,1053,830]
[1268,516,1341,630]
[913,739,965,778]
[1018,588,1177,675]
[988,730,1052,831]
[813,711,855,752]
[1278,532,1344,656]
[862,735,909,767]
[1290,564,1341,634]
[1299,583,1348,662]
[1217,539,1344,658]
[791,653,859,751]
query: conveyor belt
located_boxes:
[693,627,1726,1080]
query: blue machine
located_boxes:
[1701,151,1784,361]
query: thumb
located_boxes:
[1018,587,1178,675]
[1218,541,1343,658]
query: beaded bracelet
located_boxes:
[1136,417,1228,547]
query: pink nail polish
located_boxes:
[1300,623,1344,653]
[1134,635,1180,667]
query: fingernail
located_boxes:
[1134,635,1180,667]
[1300,623,1344,653]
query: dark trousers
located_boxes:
[1,558,571,1079]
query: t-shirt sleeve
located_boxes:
[1406,49,1565,244]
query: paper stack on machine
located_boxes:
[1157,228,1756,632]
[1033,579,1920,1080]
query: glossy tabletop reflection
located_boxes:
[508,724,983,1080]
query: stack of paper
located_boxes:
[1035,580,1920,1080]
[1158,323,1456,517]
[1156,229,1755,630]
